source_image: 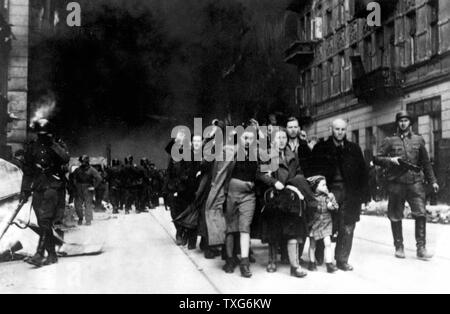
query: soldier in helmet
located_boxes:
[20,118,70,267]
[374,111,439,260]
[140,158,151,210]
[73,155,102,226]
[107,159,123,214]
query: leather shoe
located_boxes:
[290,267,307,278]
[337,262,354,271]
[326,263,338,273]
[240,258,252,278]
[26,253,46,268]
[308,262,318,271]
[266,262,277,273]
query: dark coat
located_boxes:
[258,148,316,243]
[287,138,312,175]
[309,137,370,224]
[21,137,70,193]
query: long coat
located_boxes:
[204,146,237,246]
[309,138,370,224]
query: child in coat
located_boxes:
[307,176,339,273]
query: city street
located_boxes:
[0,205,449,294]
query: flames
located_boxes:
[29,95,56,128]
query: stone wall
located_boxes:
[7,0,28,153]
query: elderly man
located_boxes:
[310,119,369,271]
[374,111,438,260]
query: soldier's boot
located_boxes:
[26,233,47,267]
[391,221,405,259]
[416,217,433,260]
[44,234,58,266]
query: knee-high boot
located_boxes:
[390,221,405,259]
[416,217,433,260]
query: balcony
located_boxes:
[284,41,315,68]
[353,67,405,101]
[354,0,399,20]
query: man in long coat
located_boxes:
[309,119,369,271]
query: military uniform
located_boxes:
[375,111,437,259]
[107,160,123,213]
[21,134,70,266]
[375,131,436,220]
[73,163,102,224]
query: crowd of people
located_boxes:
[66,155,165,225]
[16,110,438,271]
[163,111,438,278]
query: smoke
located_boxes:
[28,0,295,167]
[29,94,57,127]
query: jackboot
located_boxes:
[44,233,58,266]
[391,221,405,259]
[416,217,433,260]
[26,232,47,267]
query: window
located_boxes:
[429,0,439,55]
[306,13,312,40]
[386,22,396,68]
[326,9,333,35]
[364,36,373,72]
[0,0,7,14]
[407,11,417,65]
[376,29,385,68]
[352,130,360,144]
[365,127,374,153]
[328,59,334,97]
[317,64,323,102]
[340,53,346,92]
[299,16,306,41]
[338,0,346,26]
[311,16,323,40]
[306,69,312,105]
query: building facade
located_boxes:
[0,0,67,159]
[285,0,450,197]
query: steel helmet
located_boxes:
[396,111,413,123]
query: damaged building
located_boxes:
[285,0,450,199]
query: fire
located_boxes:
[29,96,56,127]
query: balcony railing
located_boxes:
[284,40,315,68]
[353,67,404,101]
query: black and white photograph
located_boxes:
[0,0,450,296]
